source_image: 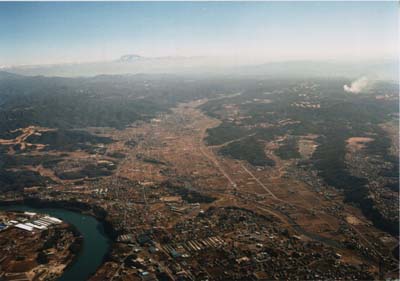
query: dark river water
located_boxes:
[0,205,111,281]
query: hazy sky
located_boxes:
[0,2,398,66]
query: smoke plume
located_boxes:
[343,76,372,93]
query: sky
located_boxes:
[0,1,398,66]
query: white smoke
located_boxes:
[343,76,372,93]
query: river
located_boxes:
[0,205,111,281]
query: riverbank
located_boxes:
[0,198,118,240]
[0,198,116,281]
[0,209,81,281]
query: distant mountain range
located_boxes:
[2,54,398,81]
[234,60,399,81]
[116,54,144,62]
[0,70,24,80]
